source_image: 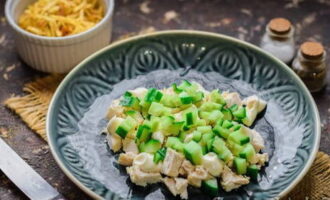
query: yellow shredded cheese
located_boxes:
[18,0,105,37]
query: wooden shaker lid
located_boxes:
[300,42,324,59]
[268,18,292,34]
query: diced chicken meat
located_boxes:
[107,116,124,135]
[161,148,185,177]
[118,152,136,166]
[222,92,242,107]
[129,87,148,99]
[133,153,161,173]
[161,87,176,95]
[163,177,189,199]
[202,152,224,177]
[221,166,250,192]
[242,126,265,152]
[242,95,267,126]
[242,95,266,113]
[152,131,165,144]
[255,153,269,167]
[106,133,122,152]
[122,137,139,154]
[187,166,208,187]
[127,165,162,187]
[106,99,124,119]
[179,159,195,177]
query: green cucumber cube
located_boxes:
[140,139,161,154]
[234,157,247,174]
[228,130,250,145]
[183,141,203,165]
[202,178,219,196]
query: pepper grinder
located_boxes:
[260,18,295,64]
[292,42,327,92]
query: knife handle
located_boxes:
[50,194,67,200]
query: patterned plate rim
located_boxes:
[46,30,321,200]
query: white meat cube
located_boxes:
[202,152,224,177]
[221,166,250,192]
[161,148,184,177]
[118,152,136,166]
[126,165,162,187]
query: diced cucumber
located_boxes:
[207,110,224,124]
[200,132,215,147]
[185,112,194,126]
[200,102,222,112]
[234,157,247,174]
[183,141,203,165]
[148,102,171,117]
[222,120,233,129]
[209,89,226,105]
[212,137,233,162]
[161,94,181,108]
[206,138,215,152]
[195,119,207,126]
[228,130,250,145]
[178,131,187,142]
[179,92,193,104]
[230,104,238,112]
[192,92,204,103]
[221,108,233,120]
[139,139,161,154]
[120,95,140,110]
[178,80,192,90]
[192,131,202,142]
[216,118,224,126]
[169,121,184,136]
[197,126,212,133]
[231,124,241,131]
[184,108,198,126]
[125,110,144,123]
[115,116,137,138]
[165,137,184,152]
[233,107,246,119]
[145,88,163,102]
[239,143,256,162]
[247,165,260,180]
[199,111,210,120]
[202,178,219,196]
[143,117,159,132]
[227,140,245,156]
[153,147,167,163]
[172,83,183,93]
[159,116,174,133]
[213,125,231,139]
[136,125,152,142]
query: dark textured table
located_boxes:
[0,0,329,199]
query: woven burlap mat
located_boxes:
[3,75,330,199]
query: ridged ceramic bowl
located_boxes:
[5,0,114,73]
[47,31,320,199]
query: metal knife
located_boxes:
[0,138,65,200]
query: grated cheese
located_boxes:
[18,0,104,37]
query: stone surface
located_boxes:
[0,0,329,199]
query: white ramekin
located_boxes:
[5,0,114,73]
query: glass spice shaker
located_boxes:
[260,18,295,64]
[292,42,327,92]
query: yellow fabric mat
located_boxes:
[4,75,330,199]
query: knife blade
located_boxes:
[0,138,64,200]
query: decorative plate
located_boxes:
[47,31,320,200]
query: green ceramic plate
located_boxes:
[47,30,320,200]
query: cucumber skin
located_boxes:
[234,157,247,174]
[247,165,259,180]
[202,179,219,196]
